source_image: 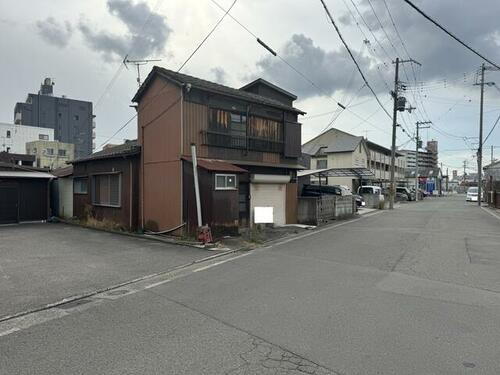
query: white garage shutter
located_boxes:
[250,183,286,226]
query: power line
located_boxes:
[208,0,388,131]
[484,113,500,143]
[178,0,238,72]
[94,0,167,111]
[97,1,238,149]
[319,0,392,120]
[402,0,500,69]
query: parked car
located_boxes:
[353,194,366,207]
[302,184,342,197]
[466,187,480,202]
[396,187,413,201]
[358,186,385,202]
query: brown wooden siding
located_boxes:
[286,183,298,224]
[72,155,139,231]
[182,160,239,237]
[138,76,183,232]
[182,101,208,158]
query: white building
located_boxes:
[0,123,54,154]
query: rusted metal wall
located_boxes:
[72,155,139,231]
[138,76,183,232]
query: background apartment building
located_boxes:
[401,140,439,169]
[14,78,95,158]
[0,122,53,154]
[26,140,74,169]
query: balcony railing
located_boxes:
[202,130,284,154]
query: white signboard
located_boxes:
[254,206,274,224]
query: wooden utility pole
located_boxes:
[415,121,431,201]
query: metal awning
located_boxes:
[298,167,375,178]
[0,171,55,179]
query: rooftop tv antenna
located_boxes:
[123,56,162,87]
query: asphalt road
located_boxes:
[0,223,210,318]
[2,195,500,374]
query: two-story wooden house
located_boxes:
[132,67,305,235]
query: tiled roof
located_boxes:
[302,128,363,155]
[132,66,305,114]
[71,140,140,164]
[52,165,73,177]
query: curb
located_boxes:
[55,219,208,250]
[0,246,246,324]
[2,212,382,324]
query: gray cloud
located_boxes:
[36,17,73,48]
[211,67,227,85]
[79,0,171,61]
[253,34,389,100]
[353,0,500,81]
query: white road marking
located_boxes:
[481,206,500,221]
[0,212,384,338]
[145,279,172,289]
[0,327,20,337]
[193,252,252,272]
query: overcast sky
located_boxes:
[1,0,500,173]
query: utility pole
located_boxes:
[492,145,494,164]
[463,160,467,182]
[415,121,431,201]
[389,58,400,210]
[477,63,485,206]
[474,63,497,205]
[389,57,421,209]
[123,57,162,87]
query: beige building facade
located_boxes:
[302,128,406,191]
[26,140,74,169]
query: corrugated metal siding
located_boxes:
[183,101,208,158]
[138,77,183,232]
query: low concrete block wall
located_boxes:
[297,197,318,225]
[362,194,380,208]
[298,195,355,225]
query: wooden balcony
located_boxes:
[201,130,284,154]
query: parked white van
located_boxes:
[358,186,385,201]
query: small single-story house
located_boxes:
[51,165,74,219]
[0,161,53,224]
[483,160,500,207]
[70,140,140,231]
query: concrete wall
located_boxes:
[0,123,53,154]
[14,94,93,158]
[298,195,355,225]
[58,177,73,218]
[26,140,74,169]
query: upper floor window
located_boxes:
[58,149,66,157]
[74,115,79,121]
[210,109,246,138]
[46,148,54,155]
[316,159,327,169]
[6,130,11,138]
[39,134,49,140]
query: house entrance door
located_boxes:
[238,182,250,227]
